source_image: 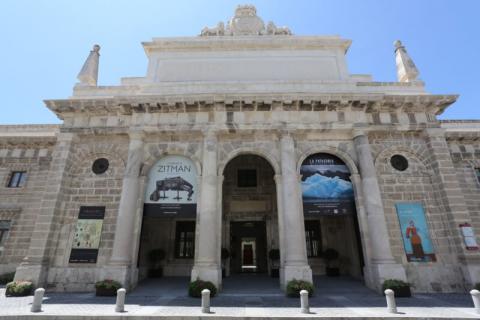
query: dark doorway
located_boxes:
[230,221,267,274]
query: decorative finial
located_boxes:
[394,40,419,83]
[76,44,101,86]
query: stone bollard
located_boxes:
[384,289,397,313]
[31,288,45,313]
[470,289,480,314]
[300,290,310,314]
[201,289,210,313]
[115,288,126,313]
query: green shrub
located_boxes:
[95,279,122,291]
[0,272,15,285]
[188,279,217,298]
[5,281,33,297]
[474,282,480,290]
[286,279,314,297]
[382,279,410,291]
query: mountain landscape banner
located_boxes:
[144,155,197,217]
[300,153,355,216]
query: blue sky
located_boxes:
[1,0,479,124]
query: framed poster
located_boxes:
[395,202,436,262]
[143,155,197,217]
[300,153,355,216]
[69,206,105,263]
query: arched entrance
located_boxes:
[299,153,364,279]
[137,155,198,280]
[221,154,279,279]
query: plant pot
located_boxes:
[270,268,279,278]
[326,267,340,277]
[95,287,117,296]
[386,286,411,298]
[148,268,163,278]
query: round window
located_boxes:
[92,158,109,174]
[390,155,408,171]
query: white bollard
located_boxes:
[470,289,480,314]
[384,289,397,314]
[31,288,45,313]
[115,288,126,313]
[201,289,210,313]
[300,290,310,314]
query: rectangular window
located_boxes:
[305,220,321,258]
[475,168,480,184]
[175,221,195,258]
[0,220,11,248]
[7,171,27,188]
[237,169,257,188]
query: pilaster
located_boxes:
[15,132,76,287]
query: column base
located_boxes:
[461,263,480,289]
[14,264,48,288]
[100,265,133,290]
[365,262,407,292]
[191,265,222,289]
[282,264,313,289]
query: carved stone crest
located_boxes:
[200,5,292,37]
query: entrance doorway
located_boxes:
[221,154,278,278]
[230,221,267,273]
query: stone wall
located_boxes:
[371,131,466,292]
[45,135,128,291]
[0,144,54,275]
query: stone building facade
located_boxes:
[0,5,479,293]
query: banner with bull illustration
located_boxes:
[300,153,355,216]
[144,155,197,217]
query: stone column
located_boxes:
[191,131,221,288]
[274,174,286,286]
[424,128,480,287]
[353,130,406,289]
[106,132,144,288]
[15,133,76,287]
[279,133,312,286]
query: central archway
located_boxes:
[221,154,279,279]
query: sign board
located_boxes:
[300,153,355,216]
[144,155,197,217]
[460,223,479,250]
[395,202,436,262]
[69,206,105,263]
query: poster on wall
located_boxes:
[395,202,436,262]
[459,223,479,250]
[69,206,105,263]
[300,153,355,216]
[143,155,197,217]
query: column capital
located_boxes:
[352,129,367,139]
[422,127,446,138]
[128,130,144,141]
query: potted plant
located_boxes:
[324,248,340,277]
[269,249,280,278]
[5,281,33,297]
[95,279,122,296]
[286,279,314,297]
[148,248,166,278]
[188,279,217,297]
[382,279,411,297]
[221,248,230,278]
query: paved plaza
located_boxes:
[0,275,478,319]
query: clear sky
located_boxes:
[1,0,479,124]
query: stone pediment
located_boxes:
[200,4,292,36]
